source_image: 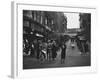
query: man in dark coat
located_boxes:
[47,42,52,61]
[52,43,57,61]
[61,44,66,64]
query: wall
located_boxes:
[0,0,99,80]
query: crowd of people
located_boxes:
[23,34,90,64]
[23,36,68,64]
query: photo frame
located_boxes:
[11,1,97,78]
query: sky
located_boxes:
[64,13,80,29]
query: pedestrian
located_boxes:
[76,36,83,55]
[39,48,46,64]
[35,40,40,60]
[47,42,51,61]
[84,40,89,55]
[52,42,57,61]
[30,43,35,57]
[61,43,66,64]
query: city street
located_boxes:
[23,39,90,69]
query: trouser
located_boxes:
[61,58,65,64]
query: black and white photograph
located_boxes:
[11,2,97,78]
[23,10,91,69]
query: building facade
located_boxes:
[23,10,67,35]
[79,13,91,42]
